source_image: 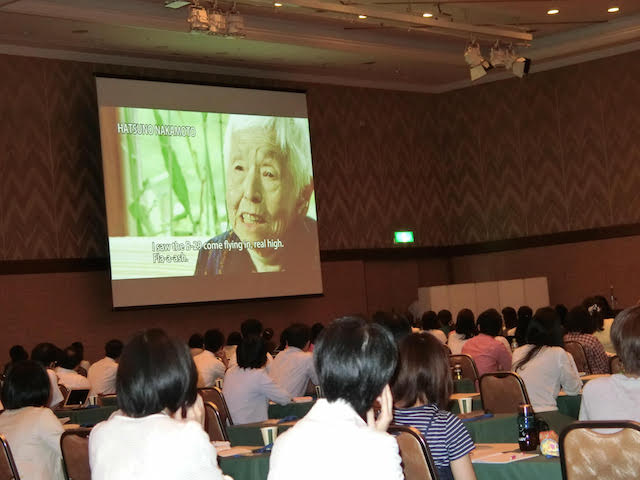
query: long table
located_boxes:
[53,405,118,426]
[473,451,561,480]
[464,410,575,443]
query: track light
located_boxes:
[487,41,531,78]
[207,2,226,35]
[226,3,245,37]
[187,3,210,32]
[512,57,531,78]
[464,41,492,81]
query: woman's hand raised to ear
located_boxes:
[367,384,393,432]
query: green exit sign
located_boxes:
[394,231,414,244]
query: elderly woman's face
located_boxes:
[226,126,300,246]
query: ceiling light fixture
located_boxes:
[226,3,245,37]
[187,2,210,32]
[207,2,226,35]
[464,41,493,81]
[274,2,283,6]
[547,9,559,15]
[358,14,367,19]
[489,41,531,78]
[422,13,433,18]
[608,7,620,13]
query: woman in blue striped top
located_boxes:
[392,332,476,480]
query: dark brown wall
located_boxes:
[1,50,640,360]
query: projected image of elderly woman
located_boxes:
[195,115,318,275]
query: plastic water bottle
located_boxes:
[517,403,538,451]
[453,364,463,381]
[511,338,518,351]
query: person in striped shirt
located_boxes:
[392,332,476,480]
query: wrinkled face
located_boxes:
[226,127,300,247]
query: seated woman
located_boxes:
[512,307,582,412]
[563,306,610,374]
[268,316,403,480]
[0,360,65,480]
[422,311,447,344]
[580,306,640,421]
[222,336,291,424]
[583,295,616,354]
[88,329,226,480]
[448,309,476,355]
[461,309,512,377]
[393,332,476,480]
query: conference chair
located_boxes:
[449,354,479,386]
[610,355,623,374]
[199,387,233,425]
[0,435,21,480]
[98,394,117,407]
[388,425,439,480]
[61,428,91,480]
[204,401,229,442]
[564,341,591,374]
[479,372,531,414]
[560,421,640,480]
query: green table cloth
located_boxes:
[454,378,476,393]
[54,405,118,426]
[464,411,575,443]
[473,454,561,480]
[227,421,295,446]
[450,395,581,418]
[267,401,314,419]
[219,452,270,480]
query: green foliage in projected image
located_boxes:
[119,107,228,237]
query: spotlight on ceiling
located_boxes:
[207,4,227,35]
[226,4,245,37]
[490,42,531,78]
[464,41,492,81]
[188,3,210,32]
[608,7,620,13]
[511,56,531,78]
[547,9,559,15]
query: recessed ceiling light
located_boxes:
[547,9,559,15]
[422,12,433,18]
[358,14,367,19]
[608,7,620,13]
[274,2,282,6]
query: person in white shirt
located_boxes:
[188,333,204,357]
[269,323,318,397]
[580,306,640,421]
[268,316,404,480]
[88,339,123,396]
[89,329,227,480]
[71,341,91,374]
[223,332,241,370]
[0,360,65,480]
[448,309,476,355]
[512,307,582,412]
[222,336,291,424]
[30,343,64,408]
[241,318,274,372]
[194,329,227,388]
[55,347,91,391]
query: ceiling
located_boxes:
[1,0,640,92]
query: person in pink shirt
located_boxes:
[461,309,512,377]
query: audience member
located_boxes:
[393,332,476,480]
[448,309,476,355]
[2,344,28,378]
[580,306,640,421]
[55,346,91,391]
[71,341,91,375]
[88,339,123,396]
[263,328,277,355]
[273,327,290,356]
[30,343,64,408]
[583,295,615,353]
[223,331,242,369]
[268,317,403,480]
[422,311,447,344]
[563,306,610,374]
[373,311,412,344]
[89,329,226,480]
[512,307,581,412]
[193,329,227,388]
[223,336,291,424]
[188,333,204,357]
[437,309,454,337]
[309,322,324,351]
[0,360,65,480]
[515,306,533,347]
[502,307,517,337]
[461,309,511,377]
[241,318,273,370]
[555,304,568,330]
[269,323,318,397]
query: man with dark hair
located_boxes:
[31,342,65,408]
[194,329,227,388]
[268,316,403,480]
[188,333,204,357]
[88,339,123,396]
[269,323,318,397]
[372,311,411,344]
[55,347,91,390]
[462,308,512,377]
[241,318,263,338]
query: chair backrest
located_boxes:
[564,341,591,374]
[560,421,640,480]
[610,355,624,374]
[449,354,479,382]
[60,428,91,480]
[98,394,117,407]
[59,385,70,402]
[199,387,233,425]
[0,435,21,480]
[388,425,438,480]
[479,371,531,414]
[203,402,229,442]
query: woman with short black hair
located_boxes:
[0,360,65,480]
[222,336,291,424]
[448,309,476,354]
[88,329,225,480]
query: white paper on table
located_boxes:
[471,444,537,464]
[292,396,313,403]
[216,446,258,457]
[472,452,538,464]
